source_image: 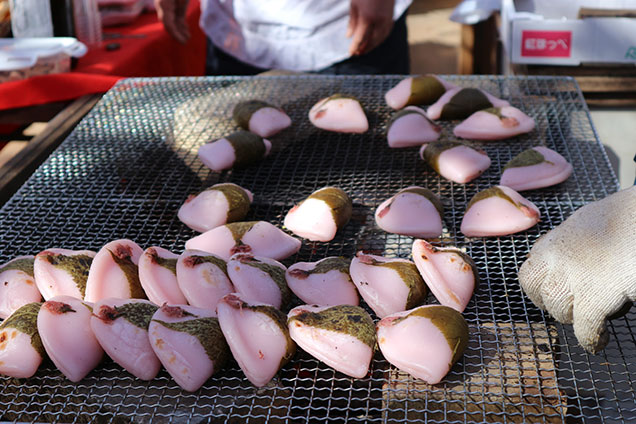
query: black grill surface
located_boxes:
[0,75,630,423]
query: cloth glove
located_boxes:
[519,186,636,353]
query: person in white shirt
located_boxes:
[155,0,412,75]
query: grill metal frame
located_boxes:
[0,75,630,423]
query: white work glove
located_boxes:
[519,186,636,353]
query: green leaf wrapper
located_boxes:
[154,316,229,367]
[239,257,291,307]
[208,184,251,223]
[440,88,493,120]
[233,100,276,130]
[225,131,267,167]
[394,305,469,367]
[306,187,352,230]
[407,76,447,106]
[0,257,34,277]
[288,305,376,349]
[0,302,44,356]
[359,257,427,310]
[503,148,547,171]
[113,302,159,330]
[41,252,93,298]
[108,246,145,299]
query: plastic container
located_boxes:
[0,37,87,83]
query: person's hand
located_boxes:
[155,0,191,44]
[347,0,395,56]
[519,186,636,353]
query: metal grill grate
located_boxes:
[0,75,630,423]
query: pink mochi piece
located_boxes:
[411,240,478,313]
[33,248,96,301]
[185,221,302,261]
[309,95,368,133]
[249,107,292,138]
[420,142,491,184]
[349,252,427,319]
[176,249,233,313]
[227,253,289,309]
[139,246,187,306]
[461,185,541,237]
[84,239,144,303]
[198,136,272,173]
[90,298,161,380]
[375,186,443,238]
[285,257,359,307]
[284,187,352,242]
[387,106,441,148]
[385,75,457,110]
[217,293,295,387]
[426,87,509,121]
[37,296,103,382]
[377,305,469,384]
[288,304,375,379]
[453,106,536,140]
[149,304,228,392]
[0,303,44,378]
[0,256,42,319]
[178,183,253,233]
[500,146,573,191]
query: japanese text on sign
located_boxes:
[521,31,572,57]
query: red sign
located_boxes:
[521,30,572,57]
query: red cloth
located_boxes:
[0,2,205,111]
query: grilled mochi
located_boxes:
[426,87,509,121]
[420,141,491,184]
[84,239,145,303]
[233,100,292,138]
[139,246,187,306]
[349,252,427,318]
[453,106,535,140]
[308,94,368,133]
[377,305,469,384]
[284,187,352,242]
[285,257,359,307]
[227,254,290,310]
[198,131,272,173]
[0,256,41,319]
[0,302,44,378]
[384,75,457,110]
[178,183,253,233]
[90,298,160,380]
[37,296,103,382]
[461,185,540,237]
[386,106,441,148]
[412,240,478,313]
[217,293,295,387]
[149,304,229,392]
[176,250,233,312]
[33,248,95,300]
[375,186,443,238]
[287,304,375,379]
[185,221,301,261]
[500,146,573,191]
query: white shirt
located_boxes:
[200,0,412,71]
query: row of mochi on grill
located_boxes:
[195,75,539,174]
[0,237,475,389]
[178,181,547,251]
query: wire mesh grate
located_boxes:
[0,75,629,423]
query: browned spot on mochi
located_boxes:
[44,301,76,315]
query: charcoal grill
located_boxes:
[0,75,631,423]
